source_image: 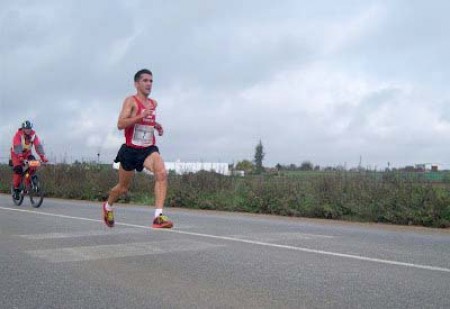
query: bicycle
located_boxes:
[11,160,45,208]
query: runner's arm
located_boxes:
[152,100,163,135]
[117,97,150,130]
[154,122,164,136]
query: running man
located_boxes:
[103,69,173,228]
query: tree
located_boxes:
[254,140,265,174]
[299,161,313,171]
[275,163,282,171]
[235,160,254,173]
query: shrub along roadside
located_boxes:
[0,164,449,228]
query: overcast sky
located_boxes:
[1,0,450,168]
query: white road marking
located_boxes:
[228,232,336,241]
[27,239,223,263]
[18,228,145,240]
[1,206,449,273]
[294,232,335,238]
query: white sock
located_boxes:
[154,208,163,218]
[105,202,113,211]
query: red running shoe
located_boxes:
[102,202,114,228]
[152,214,173,228]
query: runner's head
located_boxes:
[134,69,153,96]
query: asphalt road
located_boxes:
[1,193,449,309]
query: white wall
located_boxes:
[112,161,230,175]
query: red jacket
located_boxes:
[10,129,45,161]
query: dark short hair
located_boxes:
[134,69,153,82]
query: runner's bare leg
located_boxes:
[108,165,134,206]
[143,152,167,209]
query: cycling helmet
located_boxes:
[21,120,33,130]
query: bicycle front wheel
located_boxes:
[29,178,44,208]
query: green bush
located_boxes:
[1,164,449,228]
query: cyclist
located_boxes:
[103,69,173,228]
[10,120,48,200]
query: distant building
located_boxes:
[112,160,230,175]
[165,161,230,175]
[231,170,245,176]
[415,163,440,172]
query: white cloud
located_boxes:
[319,3,386,54]
[2,0,450,168]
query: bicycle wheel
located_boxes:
[11,185,24,206]
[29,176,44,208]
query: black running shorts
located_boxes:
[114,144,160,172]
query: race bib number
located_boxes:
[132,124,154,147]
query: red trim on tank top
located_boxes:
[133,96,155,109]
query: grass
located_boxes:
[1,164,449,228]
